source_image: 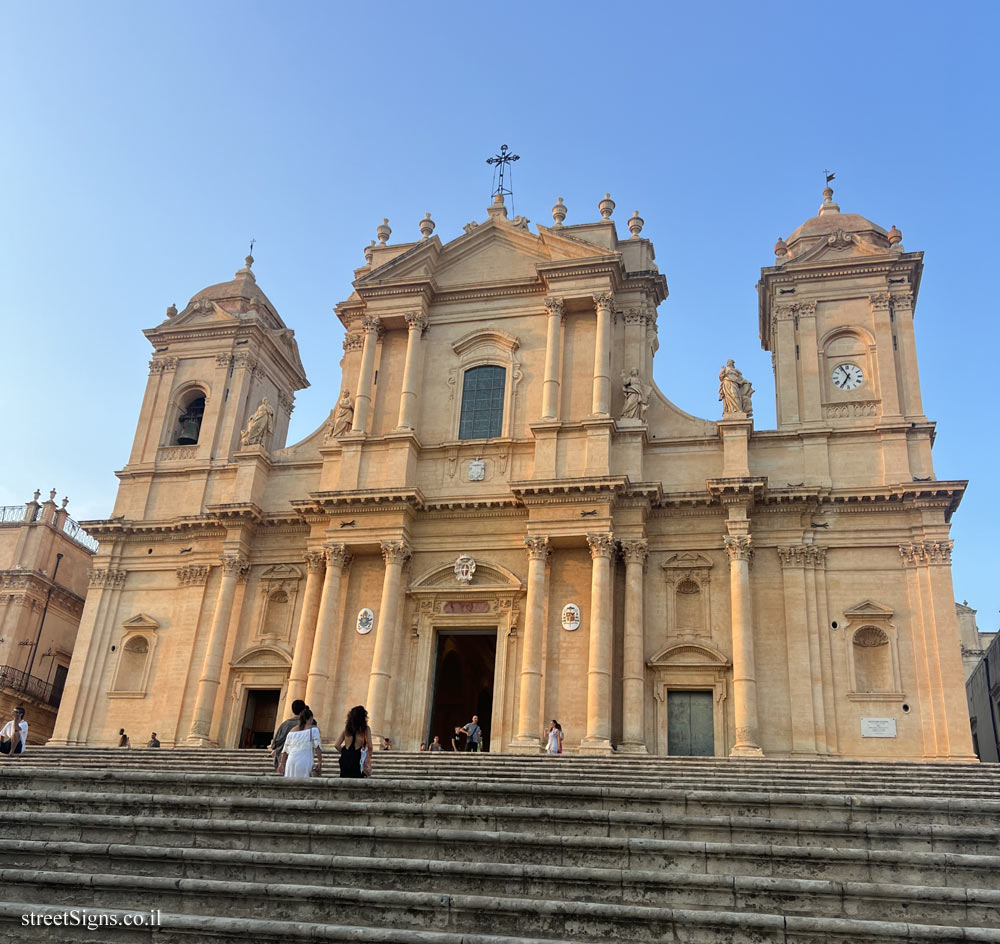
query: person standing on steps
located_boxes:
[0,706,27,756]
[463,715,482,752]
[147,732,160,748]
[335,705,373,778]
[429,735,443,752]
[277,707,322,778]
[269,699,306,770]
[117,728,131,748]
[546,720,563,755]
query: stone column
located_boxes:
[189,554,248,742]
[724,535,763,756]
[581,532,615,753]
[891,291,925,420]
[511,535,551,752]
[869,292,901,417]
[591,292,614,416]
[619,539,648,753]
[352,314,381,433]
[366,540,411,738]
[541,298,563,419]
[285,550,326,706]
[396,312,428,430]
[305,543,352,723]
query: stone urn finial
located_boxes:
[551,197,567,227]
[61,497,69,509]
[419,213,435,239]
[376,218,392,245]
[599,193,615,220]
[628,210,644,237]
[363,240,375,264]
[887,224,902,247]
[48,489,57,502]
[32,489,40,502]
[774,236,788,258]
[244,254,254,269]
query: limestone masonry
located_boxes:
[50,186,973,760]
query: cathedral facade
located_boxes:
[50,186,974,760]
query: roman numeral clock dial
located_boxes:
[832,363,864,390]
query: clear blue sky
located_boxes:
[2,3,997,629]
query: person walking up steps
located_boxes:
[463,714,482,752]
[277,707,321,778]
[335,705,372,778]
[269,698,306,770]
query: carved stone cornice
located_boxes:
[304,550,326,574]
[620,538,648,566]
[89,568,127,588]
[869,291,892,311]
[899,541,953,566]
[523,535,551,562]
[323,543,353,570]
[587,532,616,560]
[404,311,429,336]
[380,540,412,566]
[176,564,210,587]
[723,535,753,563]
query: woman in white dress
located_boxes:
[277,707,322,777]
[546,719,563,755]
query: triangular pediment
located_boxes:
[661,552,714,571]
[360,218,617,290]
[844,599,894,619]
[156,299,242,331]
[122,613,159,631]
[259,563,303,581]
[785,232,893,268]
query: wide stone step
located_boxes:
[5,767,998,829]
[2,788,993,854]
[2,840,996,927]
[2,870,1000,944]
[6,810,995,888]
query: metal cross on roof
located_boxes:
[486,144,520,203]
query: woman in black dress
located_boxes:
[335,705,372,778]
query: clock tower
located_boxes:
[758,185,933,484]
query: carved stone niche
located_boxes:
[255,563,302,642]
[109,614,160,698]
[840,599,903,700]
[661,553,713,640]
[647,641,730,757]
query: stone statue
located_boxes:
[719,360,753,416]
[620,368,649,420]
[331,389,354,437]
[240,397,274,447]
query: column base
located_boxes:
[616,741,649,754]
[730,744,765,758]
[185,736,218,748]
[508,736,543,754]
[578,737,614,755]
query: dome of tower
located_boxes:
[187,255,278,312]
[783,186,890,255]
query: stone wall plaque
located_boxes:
[443,600,490,614]
[561,604,581,631]
[468,459,485,481]
[860,717,897,738]
[357,608,374,635]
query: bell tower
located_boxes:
[115,255,308,517]
[758,185,932,482]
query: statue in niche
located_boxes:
[718,360,754,416]
[240,397,274,447]
[620,368,649,420]
[330,389,354,437]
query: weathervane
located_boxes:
[824,169,836,186]
[249,237,256,256]
[486,144,520,211]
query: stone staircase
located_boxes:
[1,749,998,942]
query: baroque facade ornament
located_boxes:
[219,555,250,580]
[719,360,754,416]
[176,564,210,587]
[88,569,127,588]
[543,297,564,320]
[324,543,353,569]
[342,333,364,353]
[620,539,648,566]
[724,535,753,562]
[454,555,476,584]
[523,535,551,561]
[587,532,616,560]
[148,357,177,374]
[592,291,615,315]
[240,398,274,448]
[869,291,892,311]
[899,541,953,566]
[404,311,429,335]
[561,603,581,631]
[304,550,326,574]
[380,540,411,566]
[357,608,374,634]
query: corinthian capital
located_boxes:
[523,535,551,561]
[587,532,616,560]
[176,564,210,587]
[544,297,564,319]
[592,291,615,315]
[380,540,412,565]
[869,291,892,311]
[219,555,250,579]
[724,535,753,562]
[304,550,326,574]
[404,311,428,335]
[324,543,353,569]
[620,539,648,566]
[361,313,382,336]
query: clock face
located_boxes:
[832,363,864,390]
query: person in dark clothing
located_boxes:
[335,705,372,778]
[269,699,306,770]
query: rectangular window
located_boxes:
[459,365,505,440]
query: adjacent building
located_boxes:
[50,186,974,760]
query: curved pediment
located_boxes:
[648,641,729,668]
[410,558,522,591]
[231,645,292,669]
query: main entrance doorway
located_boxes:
[427,630,496,751]
[667,690,715,756]
[239,688,280,749]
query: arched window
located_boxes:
[174,391,206,445]
[459,365,505,440]
[852,626,892,693]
